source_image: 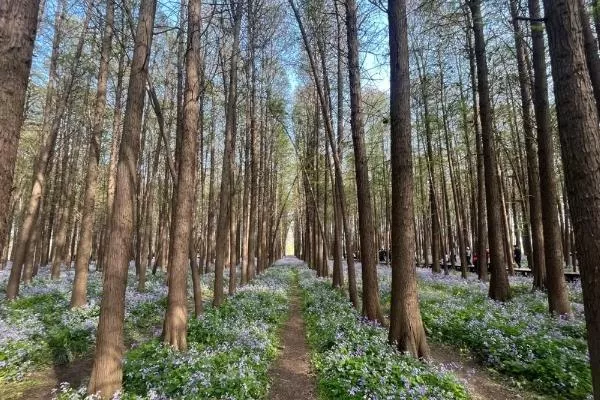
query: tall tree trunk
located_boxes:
[100,44,126,272]
[469,0,510,300]
[214,0,242,306]
[510,0,545,289]
[543,0,600,394]
[345,0,383,323]
[0,0,41,260]
[437,115,454,276]
[440,65,467,278]
[387,0,430,358]
[7,3,90,299]
[415,54,441,273]
[529,0,572,315]
[240,79,251,286]
[72,0,114,308]
[88,0,157,395]
[579,0,600,117]
[465,11,488,282]
[204,100,216,274]
[289,0,358,306]
[163,0,202,350]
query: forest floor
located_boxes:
[428,342,547,400]
[2,357,93,400]
[2,259,551,400]
[268,279,317,400]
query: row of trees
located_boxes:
[286,0,600,397]
[3,0,600,398]
[1,0,296,397]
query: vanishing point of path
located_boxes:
[268,272,317,400]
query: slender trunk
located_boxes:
[289,0,358,306]
[204,101,216,274]
[345,0,383,323]
[72,0,114,307]
[579,0,600,117]
[529,0,571,315]
[88,0,157,395]
[214,0,242,306]
[440,67,467,277]
[466,12,488,282]
[438,125,453,275]
[0,0,41,260]
[7,4,90,298]
[415,55,441,273]
[164,0,202,350]
[510,0,545,289]
[469,0,510,300]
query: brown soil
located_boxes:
[268,285,317,400]
[428,342,547,400]
[5,358,94,400]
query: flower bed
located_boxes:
[299,269,470,400]
[118,266,292,399]
[412,269,591,399]
[0,268,168,382]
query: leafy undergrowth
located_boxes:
[376,268,591,400]
[97,266,292,400]
[0,267,168,383]
[299,269,470,400]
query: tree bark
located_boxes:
[529,0,571,315]
[88,0,157,396]
[388,0,430,358]
[99,42,125,272]
[465,10,488,282]
[579,0,600,117]
[543,1,600,395]
[469,0,510,300]
[345,0,384,323]
[72,0,114,308]
[7,3,90,298]
[214,0,242,306]
[0,0,41,261]
[164,0,202,350]
[510,0,546,290]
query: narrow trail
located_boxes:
[268,277,317,400]
[428,342,546,400]
[11,358,93,400]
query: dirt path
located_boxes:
[268,283,317,400]
[0,357,94,400]
[429,343,547,400]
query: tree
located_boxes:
[509,0,545,291]
[7,1,91,298]
[71,0,114,308]
[214,0,243,307]
[163,0,202,350]
[543,0,600,395]
[0,0,41,263]
[468,0,510,301]
[88,0,157,396]
[414,52,442,274]
[387,0,430,358]
[528,0,571,316]
[345,0,384,323]
[464,8,488,282]
[289,0,358,307]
